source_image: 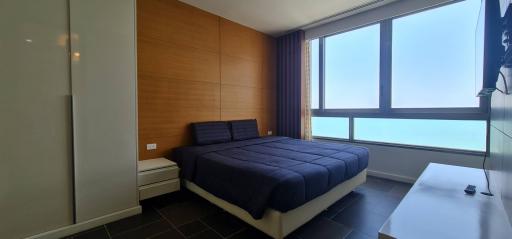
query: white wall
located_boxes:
[316,139,484,183]
[354,142,483,183]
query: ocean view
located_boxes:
[312,117,486,151]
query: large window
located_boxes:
[310,0,487,152]
[325,24,380,109]
[392,0,482,108]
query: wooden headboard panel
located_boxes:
[137,0,276,160]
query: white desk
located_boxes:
[379,163,512,239]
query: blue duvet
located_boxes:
[171,136,368,219]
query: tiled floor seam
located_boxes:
[340,228,355,239]
[104,225,112,239]
[109,220,164,238]
[326,217,354,237]
[106,216,161,237]
[154,206,189,239]
[330,196,360,218]
[147,229,172,239]
[181,226,209,238]
[197,217,228,238]
[224,227,247,239]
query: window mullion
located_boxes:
[349,117,354,142]
[380,20,392,113]
[319,37,325,110]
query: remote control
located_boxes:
[465,185,476,195]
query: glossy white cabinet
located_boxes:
[69,0,138,222]
[0,1,74,238]
[0,0,138,237]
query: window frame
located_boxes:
[310,1,489,154]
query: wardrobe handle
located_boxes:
[70,94,77,224]
[70,94,77,157]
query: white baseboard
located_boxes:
[367,169,416,184]
[25,206,142,239]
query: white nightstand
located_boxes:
[137,157,180,200]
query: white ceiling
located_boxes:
[179,0,386,36]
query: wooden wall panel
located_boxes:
[139,39,220,83]
[221,85,263,109]
[220,19,265,61]
[138,0,276,160]
[138,0,219,52]
[221,55,262,88]
[220,19,276,137]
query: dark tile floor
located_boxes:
[65,176,411,239]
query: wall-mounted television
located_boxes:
[476,0,505,97]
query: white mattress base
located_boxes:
[184,169,367,239]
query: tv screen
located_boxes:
[476,0,504,97]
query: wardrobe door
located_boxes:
[69,0,138,222]
[0,0,74,238]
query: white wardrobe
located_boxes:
[0,0,139,238]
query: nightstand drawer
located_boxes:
[138,166,179,186]
[139,179,180,200]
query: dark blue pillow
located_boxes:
[191,121,231,145]
[229,119,259,141]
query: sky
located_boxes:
[310,0,483,109]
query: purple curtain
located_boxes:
[276,30,304,138]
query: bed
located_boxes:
[171,120,368,239]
